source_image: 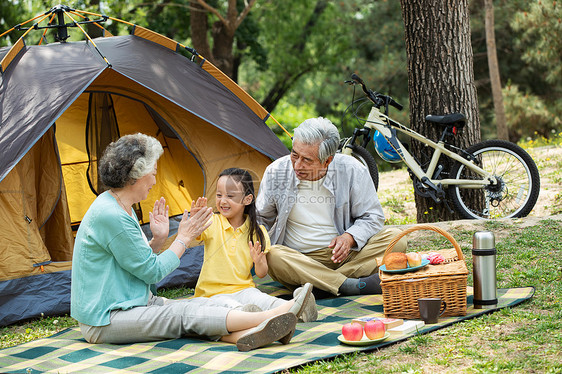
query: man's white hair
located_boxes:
[293,117,340,162]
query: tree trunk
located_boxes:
[484,0,509,141]
[211,21,235,78]
[189,0,256,80]
[190,1,213,61]
[260,0,328,112]
[400,0,481,223]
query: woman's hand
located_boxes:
[149,197,169,252]
[249,241,268,278]
[177,206,213,244]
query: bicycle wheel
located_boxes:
[339,144,379,190]
[448,140,540,219]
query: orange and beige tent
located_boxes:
[0,5,289,326]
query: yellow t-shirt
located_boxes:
[194,214,271,297]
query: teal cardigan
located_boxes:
[71,191,180,326]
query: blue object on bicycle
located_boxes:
[373,130,401,163]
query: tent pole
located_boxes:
[73,9,135,27]
[269,115,294,139]
[38,14,57,45]
[0,13,47,39]
[54,8,68,42]
[69,11,112,37]
[63,10,111,67]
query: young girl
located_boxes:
[191,168,317,322]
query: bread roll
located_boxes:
[406,252,422,267]
[384,252,408,270]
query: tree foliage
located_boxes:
[1,0,558,144]
[2,0,559,224]
[240,0,356,113]
[503,84,561,139]
[471,0,561,141]
[511,0,562,86]
[0,0,31,47]
[248,0,409,156]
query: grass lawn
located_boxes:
[290,218,562,373]
[1,142,561,373]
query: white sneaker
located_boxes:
[291,283,318,322]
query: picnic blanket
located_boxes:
[0,282,534,374]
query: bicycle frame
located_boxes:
[342,106,498,189]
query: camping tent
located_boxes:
[0,9,289,326]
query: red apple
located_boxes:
[364,320,385,340]
[341,322,363,341]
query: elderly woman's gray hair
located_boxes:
[293,117,340,163]
[99,133,163,188]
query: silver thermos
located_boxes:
[472,231,497,309]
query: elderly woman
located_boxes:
[71,133,309,351]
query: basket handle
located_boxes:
[382,224,464,263]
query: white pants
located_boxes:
[206,287,288,311]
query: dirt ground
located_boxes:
[377,145,562,235]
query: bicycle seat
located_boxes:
[425,113,466,128]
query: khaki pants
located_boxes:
[266,227,407,295]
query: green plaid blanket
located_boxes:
[0,283,534,374]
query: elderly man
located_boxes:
[256,117,407,296]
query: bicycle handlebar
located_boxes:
[349,73,403,111]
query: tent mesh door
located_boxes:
[85,92,143,220]
[86,92,120,195]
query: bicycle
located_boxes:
[338,73,540,220]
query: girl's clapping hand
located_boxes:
[249,241,266,264]
[190,197,208,215]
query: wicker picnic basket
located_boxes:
[380,224,468,319]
